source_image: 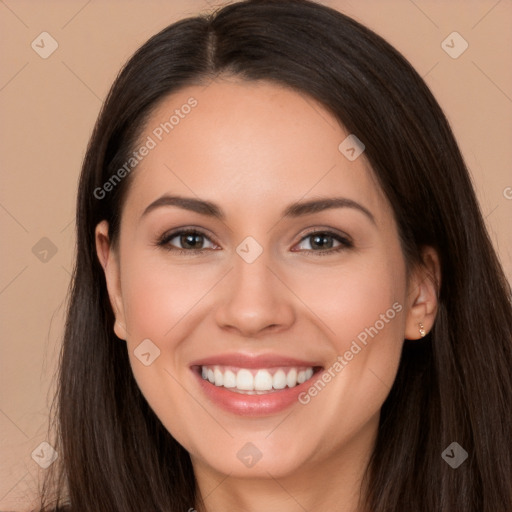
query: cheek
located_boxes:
[287,256,406,452]
[120,253,213,339]
[117,251,228,410]
[117,253,208,440]
[289,255,406,351]
[288,250,407,423]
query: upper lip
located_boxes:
[190,352,323,369]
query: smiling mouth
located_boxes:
[195,365,323,394]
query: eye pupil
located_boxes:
[311,233,333,250]
[182,233,203,249]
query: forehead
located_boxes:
[121,78,390,224]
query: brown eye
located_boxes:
[293,230,352,256]
[157,229,217,254]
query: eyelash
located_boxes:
[155,227,353,257]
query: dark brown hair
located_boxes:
[38,0,512,510]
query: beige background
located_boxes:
[1,0,511,508]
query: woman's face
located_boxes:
[96,78,436,481]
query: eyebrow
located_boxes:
[140,194,376,225]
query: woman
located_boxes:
[37,0,512,510]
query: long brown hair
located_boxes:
[39,0,512,510]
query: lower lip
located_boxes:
[192,368,321,416]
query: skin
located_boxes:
[95,77,440,512]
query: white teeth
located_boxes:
[200,365,317,392]
[236,369,254,390]
[286,368,297,388]
[223,369,236,388]
[273,370,287,389]
[254,369,273,391]
[214,368,223,387]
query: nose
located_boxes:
[213,248,296,338]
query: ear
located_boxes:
[404,246,441,340]
[95,220,128,340]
